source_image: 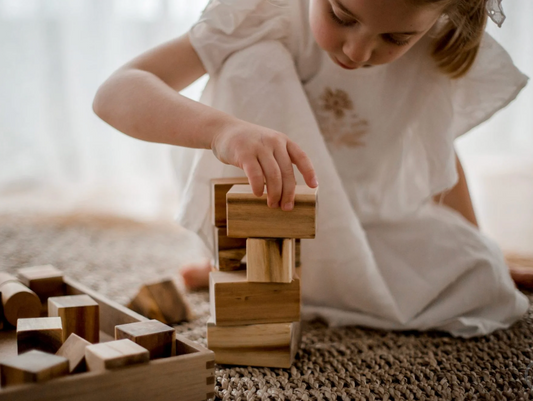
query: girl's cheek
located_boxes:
[310,18,338,53]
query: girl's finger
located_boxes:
[242,158,265,197]
[258,154,283,208]
[274,146,297,211]
[287,141,318,188]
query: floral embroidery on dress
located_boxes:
[311,87,369,148]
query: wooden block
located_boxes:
[56,333,91,373]
[226,185,317,238]
[295,239,301,268]
[17,265,65,300]
[214,226,247,251]
[115,320,176,360]
[247,238,294,283]
[0,273,41,327]
[210,271,300,326]
[207,319,301,368]
[211,177,249,227]
[127,279,192,324]
[48,295,99,343]
[216,248,247,271]
[85,339,150,373]
[0,350,68,388]
[16,317,63,354]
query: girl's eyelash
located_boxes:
[329,8,355,27]
[383,35,410,46]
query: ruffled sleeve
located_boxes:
[189,0,290,77]
[450,33,528,138]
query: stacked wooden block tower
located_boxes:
[207,178,318,368]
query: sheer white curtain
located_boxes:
[0,0,532,250]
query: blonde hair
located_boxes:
[416,0,488,78]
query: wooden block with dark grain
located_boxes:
[210,271,300,326]
[246,238,294,283]
[207,319,301,368]
[16,317,63,354]
[214,226,247,251]
[226,185,318,238]
[115,320,176,360]
[48,295,99,343]
[127,279,192,324]
[216,248,247,271]
[85,339,150,373]
[211,177,249,227]
[56,333,91,373]
[0,273,41,327]
[0,350,69,388]
[17,265,65,301]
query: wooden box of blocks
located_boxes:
[0,272,214,401]
[208,179,317,368]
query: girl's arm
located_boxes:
[433,153,478,227]
[93,33,317,210]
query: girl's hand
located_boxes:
[211,120,318,211]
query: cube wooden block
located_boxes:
[85,339,150,373]
[115,320,176,360]
[226,185,317,238]
[0,273,41,326]
[48,295,99,343]
[128,279,192,324]
[17,317,63,354]
[210,271,300,326]
[0,350,69,388]
[207,319,301,368]
[17,265,65,300]
[247,238,294,283]
[216,248,247,271]
[56,333,91,373]
[211,177,249,227]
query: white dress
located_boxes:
[172,0,529,338]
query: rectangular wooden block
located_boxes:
[17,265,65,300]
[246,238,294,283]
[207,319,301,368]
[115,320,176,360]
[211,177,249,227]
[226,185,317,238]
[56,333,91,373]
[0,350,69,388]
[213,226,247,251]
[210,271,300,326]
[295,239,301,268]
[48,295,99,343]
[85,339,150,373]
[16,317,63,354]
[127,279,192,324]
[216,248,247,271]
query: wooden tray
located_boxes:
[0,277,215,401]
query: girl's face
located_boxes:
[309,0,443,69]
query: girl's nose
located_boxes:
[343,33,374,65]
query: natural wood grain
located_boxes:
[56,333,91,373]
[0,273,41,326]
[17,265,65,301]
[207,319,301,368]
[85,339,150,373]
[295,239,301,268]
[217,248,247,271]
[0,350,69,388]
[246,238,294,283]
[16,317,63,354]
[211,177,249,227]
[213,226,247,251]
[209,271,300,326]
[115,320,176,360]
[226,185,317,238]
[48,295,99,343]
[127,279,192,324]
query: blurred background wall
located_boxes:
[0,0,532,253]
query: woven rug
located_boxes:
[1,213,533,400]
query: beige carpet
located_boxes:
[1,213,533,400]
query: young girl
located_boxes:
[93,0,529,338]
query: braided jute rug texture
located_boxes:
[1,213,533,401]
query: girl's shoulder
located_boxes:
[190,0,314,77]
